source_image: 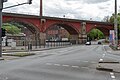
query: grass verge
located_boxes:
[3,52,35,57]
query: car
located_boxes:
[98,41,102,44]
[85,41,91,45]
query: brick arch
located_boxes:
[87,27,110,36]
[96,27,109,36]
[44,22,79,35]
[3,18,40,34]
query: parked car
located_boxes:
[85,41,91,45]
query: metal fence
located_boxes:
[45,41,71,47]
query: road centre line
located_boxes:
[76,60,97,64]
[102,54,105,58]
[54,64,61,66]
[45,63,91,70]
[103,45,107,53]
[71,66,79,68]
[62,65,70,67]
[46,63,52,65]
[83,61,89,63]
[81,67,89,69]
[91,61,97,64]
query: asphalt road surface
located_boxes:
[0,45,120,80]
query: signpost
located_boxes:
[109,30,115,45]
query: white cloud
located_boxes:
[2,0,120,21]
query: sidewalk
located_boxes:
[104,45,120,56]
[2,46,69,53]
[96,45,120,73]
[96,63,120,73]
[1,45,71,60]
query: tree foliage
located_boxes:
[110,13,120,23]
[88,29,104,41]
[2,23,21,35]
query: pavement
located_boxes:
[96,63,120,73]
[104,45,120,56]
[96,45,120,73]
[2,46,68,53]
[1,45,71,60]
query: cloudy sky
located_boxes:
[2,0,120,21]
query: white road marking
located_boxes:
[102,54,105,58]
[111,76,115,79]
[76,60,96,64]
[110,72,116,79]
[62,65,69,67]
[91,62,97,64]
[81,67,89,69]
[54,64,60,66]
[103,45,107,53]
[71,66,79,68]
[99,59,103,62]
[83,61,89,63]
[110,72,114,75]
[0,76,8,80]
[5,77,8,80]
[46,63,52,65]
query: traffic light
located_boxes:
[28,0,32,4]
[1,28,6,37]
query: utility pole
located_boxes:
[39,0,43,48]
[40,0,42,16]
[114,0,118,49]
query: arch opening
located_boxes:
[2,20,40,47]
[45,23,79,44]
[87,27,110,41]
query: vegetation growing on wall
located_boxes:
[2,23,21,35]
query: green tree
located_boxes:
[88,29,104,41]
[2,23,21,35]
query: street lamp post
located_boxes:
[114,0,118,49]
